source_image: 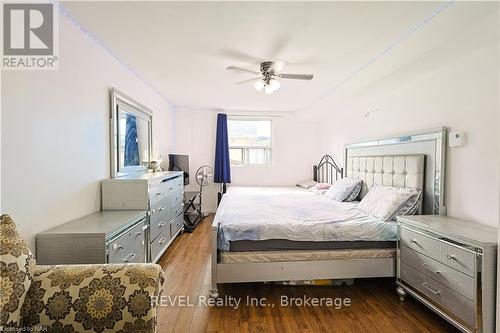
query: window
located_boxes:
[228,118,272,165]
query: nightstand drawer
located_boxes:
[401,263,475,327]
[401,246,475,300]
[400,226,476,276]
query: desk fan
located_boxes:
[183,165,213,232]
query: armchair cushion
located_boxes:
[21,263,164,333]
[0,214,36,327]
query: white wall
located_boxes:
[1,17,175,252]
[307,12,499,226]
[173,108,323,213]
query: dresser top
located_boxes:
[102,170,183,182]
[38,211,146,238]
[398,215,497,247]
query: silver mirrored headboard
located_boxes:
[344,128,447,215]
[110,88,153,178]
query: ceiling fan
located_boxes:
[226,60,313,94]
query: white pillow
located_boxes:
[324,178,363,202]
[357,186,422,221]
[296,179,317,189]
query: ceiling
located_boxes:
[61,1,497,112]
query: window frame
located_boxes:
[227,117,273,166]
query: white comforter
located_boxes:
[215,186,397,250]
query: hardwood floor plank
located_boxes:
[157,215,459,333]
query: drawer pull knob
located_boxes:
[123,253,136,262]
[169,187,173,190]
[446,254,457,261]
[422,283,441,296]
[410,239,418,245]
[159,237,167,244]
[135,232,142,237]
[158,221,166,227]
[422,263,441,275]
[155,192,161,197]
[158,206,165,211]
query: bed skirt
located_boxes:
[218,248,396,264]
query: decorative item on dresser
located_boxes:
[101,171,184,263]
[37,211,147,264]
[396,215,497,333]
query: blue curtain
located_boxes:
[214,113,231,184]
[124,114,140,166]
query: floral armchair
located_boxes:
[0,214,165,333]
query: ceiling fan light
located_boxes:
[269,79,280,91]
[265,84,275,94]
[254,80,265,92]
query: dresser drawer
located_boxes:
[400,227,476,276]
[107,222,145,264]
[149,184,165,206]
[150,226,171,262]
[169,192,183,217]
[162,176,183,196]
[150,214,170,241]
[401,246,475,300]
[170,212,184,237]
[401,263,475,327]
[150,200,170,225]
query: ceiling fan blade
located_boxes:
[279,73,314,80]
[221,49,262,64]
[226,66,260,75]
[234,77,261,85]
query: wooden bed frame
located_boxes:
[210,129,447,298]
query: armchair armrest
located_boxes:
[21,263,164,333]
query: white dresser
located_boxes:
[397,215,497,333]
[102,171,184,263]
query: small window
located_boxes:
[228,118,272,165]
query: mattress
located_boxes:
[228,239,396,252]
[219,248,396,264]
[215,186,397,251]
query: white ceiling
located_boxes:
[61,1,497,112]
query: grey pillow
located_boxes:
[345,181,363,202]
[395,189,423,217]
[324,178,363,202]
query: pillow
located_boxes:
[296,179,317,189]
[0,214,36,327]
[312,183,331,190]
[324,178,363,202]
[357,186,422,221]
[308,183,331,194]
[396,189,423,216]
[345,180,363,202]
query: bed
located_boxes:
[210,129,447,298]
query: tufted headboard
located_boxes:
[346,155,425,200]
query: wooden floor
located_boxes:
[157,215,459,333]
